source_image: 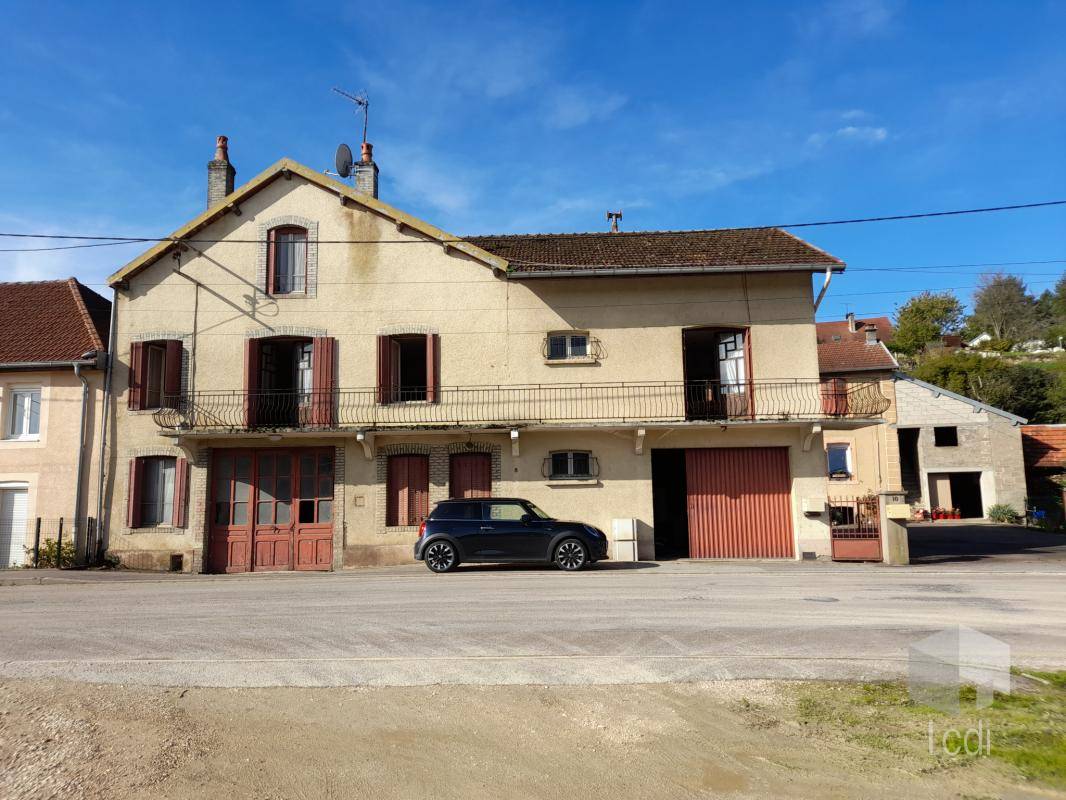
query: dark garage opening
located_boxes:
[652,449,688,559]
[949,472,984,519]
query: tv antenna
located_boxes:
[332,87,369,143]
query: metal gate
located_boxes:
[685,447,794,558]
[829,496,882,561]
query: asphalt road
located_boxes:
[1,560,1063,687]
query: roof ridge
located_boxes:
[467,227,794,240]
[65,277,105,351]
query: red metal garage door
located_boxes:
[685,447,794,558]
[449,452,492,498]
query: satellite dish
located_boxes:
[335,143,353,178]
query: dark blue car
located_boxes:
[414,497,609,573]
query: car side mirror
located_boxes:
[520,514,532,524]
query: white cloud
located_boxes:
[543,87,628,130]
[799,0,900,40]
[807,125,889,148]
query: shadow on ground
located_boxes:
[908,522,1066,564]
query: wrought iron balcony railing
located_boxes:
[150,379,889,433]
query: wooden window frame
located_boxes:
[127,455,188,529]
[267,226,309,296]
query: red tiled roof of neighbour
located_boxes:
[816,317,898,374]
[466,227,843,275]
[0,278,111,364]
[1022,425,1066,469]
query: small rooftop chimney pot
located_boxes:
[864,323,878,344]
[207,135,236,208]
[354,141,379,199]
[846,312,858,333]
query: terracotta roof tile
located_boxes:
[0,278,110,364]
[1022,425,1066,469]
[816,317,898,374]
[466,227,843,275]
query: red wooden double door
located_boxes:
[208,447,334,573]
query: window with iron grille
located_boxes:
[544,451,598,479]
[545,331,591,361]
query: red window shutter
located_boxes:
[376,335,392,405]
[244,338,261,428]
[173,457,189,527]
[311,337,336,426]
[163,340,183,404]
[126,458,143,528]
[410,454,429,523]
[820,378,848,416]
[266,227,277,294]
[386,454,429,526]
[425,333,440,404]
[128,342,147,410]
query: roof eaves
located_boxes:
[894,371,1027,425]
[107,158,508,286]
[508,262,844,279]
[66,278,104,351]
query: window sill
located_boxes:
[546,476,600,486]
[123,526,185,535]
[544,357,598,365]
[268,292,308,299]
[2,435,40,443]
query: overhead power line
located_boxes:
[1,197,1064,252]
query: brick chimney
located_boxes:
[354,141,379,198]
[846,312,858,333]
[207,136,236,207]
[864,323,878,344]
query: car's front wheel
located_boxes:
[424,540,458,573]
[554,538,588,571]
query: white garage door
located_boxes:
[0,487,29,567]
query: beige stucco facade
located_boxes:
[822,372,902,500]
[104,164,886,571]
[0,368,105,564]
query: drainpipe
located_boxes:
[813,264,834,313]
[93,290,118,552]
[73,362,91,549]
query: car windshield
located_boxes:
[525,503,552,520]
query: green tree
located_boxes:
[890,291,965,356]
[912,352,1055,421]
[968,273,1038,343]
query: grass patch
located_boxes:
[792,671,1066,789]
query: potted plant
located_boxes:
[951,508,961,520]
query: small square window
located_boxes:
[826,443,852,480]
[933,427,958,447]
[546,332,592,361]
[547,451,596,479]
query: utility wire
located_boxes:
[2,197,1064,250]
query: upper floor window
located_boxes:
[546,331,590,361]
[933,426,958,447]
[269,226,308,295]
[129,339,182,411]
[377,333,440,404]
[6,388,41,440]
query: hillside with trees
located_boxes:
[886,274,1066,422]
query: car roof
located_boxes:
[435,497,530,504]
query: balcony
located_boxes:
[151,379,890,434]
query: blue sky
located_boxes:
[1,0,1064,321]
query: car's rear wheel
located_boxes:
[554,538,588,571]
[425,541,458,573]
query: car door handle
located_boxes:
[479,526,493,530]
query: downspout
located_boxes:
[813,264,834,313]
[93,290,118,552]
[73,362,90,552]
